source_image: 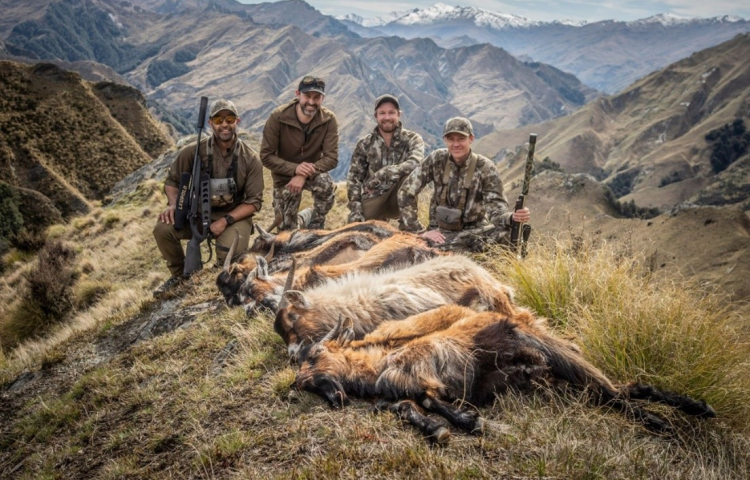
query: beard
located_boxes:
[378,120,397,133]
[301,103,319,117]
[215,127,235,142]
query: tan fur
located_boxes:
[275,255,517,357]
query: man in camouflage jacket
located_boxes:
[260,75,338,230]
[398,117,531,251]
[347,94,424,227]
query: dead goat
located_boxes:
[273,255,516,360]
[248,220,398,258]
[240,233,445,313]
[216,230,381,307]
[296,306,716,443]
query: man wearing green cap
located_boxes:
[398,117,531,251]
[153,99,264,297]
[261,75,339,230]
[346,94,424,226]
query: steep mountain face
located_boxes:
[476,34,750,212]
[117,8,593,178]
[0,61,173,219]
[3,0,162,73]
[344,4,750,94]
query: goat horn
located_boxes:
[265,242,276,262]
[223,230,240,272]
[256,223,274,241]
[267,213,282,233]
[283,257,296,293]
[320,314,345,345]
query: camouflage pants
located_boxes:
[273,172,335,231]
[436,224,532,253]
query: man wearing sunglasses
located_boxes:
[153,99,264,297]
[347,94,424,227]
[260,75,339,230]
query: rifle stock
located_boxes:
[509,134,537,253]
[183,96,209,277]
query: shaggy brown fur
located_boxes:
[296,305,715,440]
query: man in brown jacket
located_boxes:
[260,75,339,230]
[153,99,264,297]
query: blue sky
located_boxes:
[238,1,750,22]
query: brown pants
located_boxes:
[153,212,254,276]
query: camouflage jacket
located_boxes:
[346,123,424,217]
[397,149,511,232]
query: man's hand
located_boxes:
[210,217,228,238]
[286,175,307,194]
[159,205,176,224]
[421,230,446,245]
[512,207,531,224]
[295,162,316,178]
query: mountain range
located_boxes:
[476,33,750,212]
[339,3,750,94]
[0,0,595,179]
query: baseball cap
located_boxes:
[374,94,400,111]
[298,75,326,95]
[443,117,474,137]
[209,99,239,118]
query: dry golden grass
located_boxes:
[1,179,749,479]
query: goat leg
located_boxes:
[419,395,485,435]
[623,383,716,418]
[389,400,451,444]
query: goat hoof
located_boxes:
[431,426,451,445]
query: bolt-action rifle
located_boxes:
[509,133,536,257]
[174,96,212,276]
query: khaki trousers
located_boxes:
[153,212,254,276]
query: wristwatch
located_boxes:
[224,214,236,225]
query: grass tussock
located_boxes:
[480,233,750,431]
[0,240,79,351]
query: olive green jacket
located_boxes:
[260,99,339,188]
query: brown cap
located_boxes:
[443,117,474,137]
[298,75,326,94]
[374,94,400,111]
[209,99,239,118]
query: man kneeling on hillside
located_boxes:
[153,99,264,298]
[346,94,424,227]
[398,117,530,252]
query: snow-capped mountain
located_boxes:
[342,3,750,93]
[389,3,540,28]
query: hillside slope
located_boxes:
[477,34,750,211]
[0,160,748,478]
[0,61,172,219]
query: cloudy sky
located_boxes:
[238,1,749,22]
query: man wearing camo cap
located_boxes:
[346,94,424,226]
[153,99,264,297]
[398,117,531,251]
[261,75,339,230]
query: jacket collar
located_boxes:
[279,98,331,130]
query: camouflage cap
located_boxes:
[443,117,474,137]
[209,99,239,118]
[374,94,400,111]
